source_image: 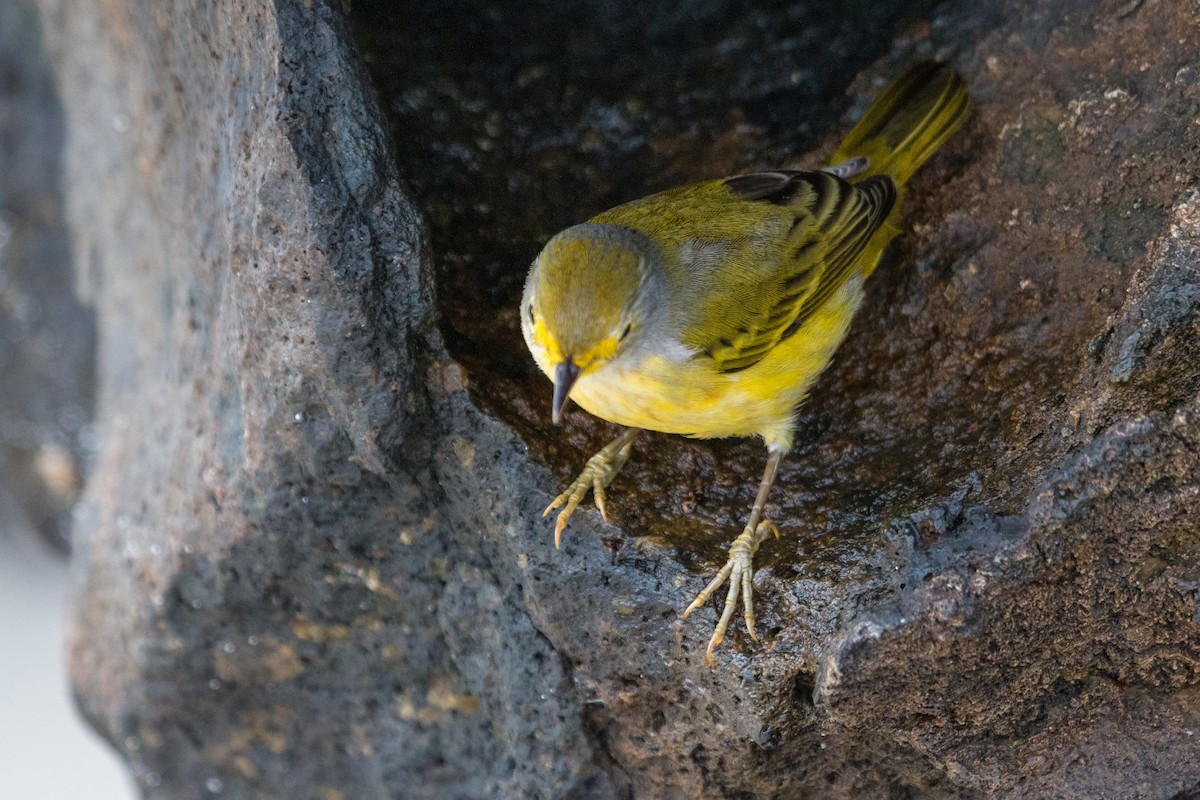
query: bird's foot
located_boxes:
[543,432,635,547]
[684,520,780,663]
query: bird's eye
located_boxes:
[527,305,535,325]
[618,323,632,341]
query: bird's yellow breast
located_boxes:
[567,278,863,452]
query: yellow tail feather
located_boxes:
[829,62,972,187]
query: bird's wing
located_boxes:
[691,170,896,373]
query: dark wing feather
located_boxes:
[704,170,895,373]
[723,172,806,203]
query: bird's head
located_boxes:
[521,223,660,423]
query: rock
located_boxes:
[18,0,1200,797]
[0,0,93,550]
[38,0,608,796]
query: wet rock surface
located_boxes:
[18,0,1200,796]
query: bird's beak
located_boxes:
[552,359,580,424]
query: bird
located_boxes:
[520,62,971,661]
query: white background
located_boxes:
[0,511,136,800]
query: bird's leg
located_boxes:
[543,428,639,547]
[684,447,784,662]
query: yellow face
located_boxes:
[522,225,650,421]
[522,228,643,379]
[525,308,625,378]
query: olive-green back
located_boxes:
[593,62,970,373]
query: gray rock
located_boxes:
[0,0,93,549]
[15,0,1200,797]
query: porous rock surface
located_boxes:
[20,0,1200,797]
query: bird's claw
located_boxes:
[684,520,779,663]
[543,436,634,547]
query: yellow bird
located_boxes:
[521,63,971,660]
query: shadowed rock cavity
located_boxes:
[19,0,1200,796]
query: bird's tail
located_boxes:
[828,62,971,187]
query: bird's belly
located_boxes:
[570,280,862,446]
[572,366,792,440]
